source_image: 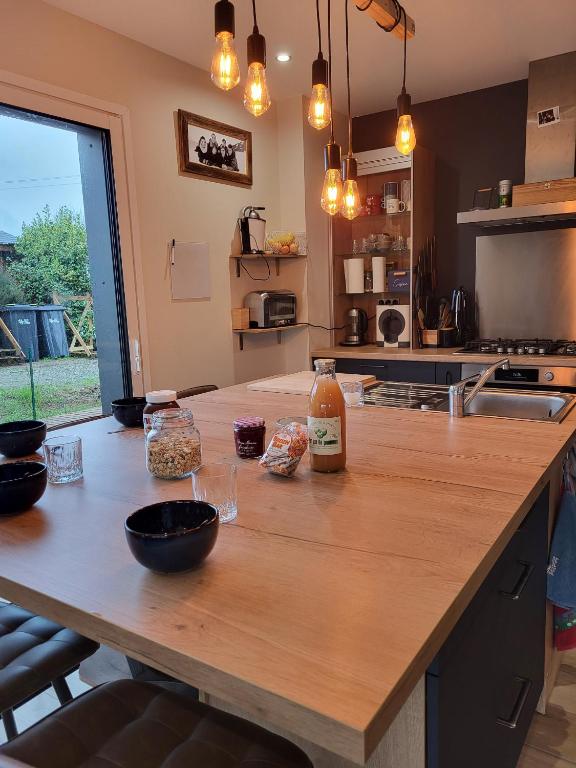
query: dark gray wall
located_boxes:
[353,80,528,303]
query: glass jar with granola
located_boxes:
[146,408,201,480]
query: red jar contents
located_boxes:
[233,417,266,459]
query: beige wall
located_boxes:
[0,0,288,391]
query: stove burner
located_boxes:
[458,338,576,357]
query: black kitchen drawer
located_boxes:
[331,358,436,384]
[427,487,548,768]
[436,363,462,386]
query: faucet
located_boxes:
[449,358,510,417]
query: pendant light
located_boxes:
[308,0,331,130]
[340,0,360,220]
[394,6,416,155]
[211,0,240,90]
[243,0,271,117]
[320,0,343,216]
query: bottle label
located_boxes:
[308,416,342,455]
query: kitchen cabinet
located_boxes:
[436,362,462,386]
[427,487,548,768]
[327,357,462,385]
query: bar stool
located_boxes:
[0,679,314,767]
[0,603,98,741]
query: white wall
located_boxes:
[0,0,286,391]
[0,0,345,389]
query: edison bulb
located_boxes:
[211,31,240,91]
[320,168,343,216]
[341,179,360,220]
[243,62,271,117]
[395,114,416,155]
[308,84,331,130]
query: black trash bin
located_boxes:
[35,305,69,358]
[0,305,39,361]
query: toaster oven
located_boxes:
[243,290,297,328]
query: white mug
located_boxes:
[386,198,406,214]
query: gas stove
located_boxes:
[454,339,576,357]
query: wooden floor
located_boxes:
[520,650,576,767]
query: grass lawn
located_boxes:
[1,378,101,423]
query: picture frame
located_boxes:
[177,109,252,187]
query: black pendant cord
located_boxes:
[251,0,258,30]
[315,0,323,56]
[401,6,407,90]
[327,0,334,142]
[344,0,352,156]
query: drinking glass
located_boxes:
[340,381,364,408]
[192,463,237,523]
[43,435,83,483]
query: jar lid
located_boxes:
[233,416,265,429]
[150,407,194,426]
[146,389,177,404]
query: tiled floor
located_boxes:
[519,650,576,767]
[2,646,576,764]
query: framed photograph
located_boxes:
[177,109,252,186]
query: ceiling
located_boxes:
[43,0,576,116]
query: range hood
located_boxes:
[458,52,576,229]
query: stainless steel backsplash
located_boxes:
[476,229,576,339]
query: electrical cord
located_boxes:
[251,0,258,27]
[315,0,322,56]
[327,0,334,143]
[239,256,271,281]
[304,322,347,331]
[344,0,352,155]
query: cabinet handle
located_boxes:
[497,677,532,729]
[500,560,534,600]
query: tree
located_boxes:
[7,206,90,305]
[0,271,24,305]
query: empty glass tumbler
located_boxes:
[192,463,238,523]
[340,381,364,408]
[43,435,83,483]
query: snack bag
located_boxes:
[259,422,308,477]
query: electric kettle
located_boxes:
[341,307,368,346]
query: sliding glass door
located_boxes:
[0,103,131,426]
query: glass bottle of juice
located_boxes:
[308,358,346,472]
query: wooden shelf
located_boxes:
[351,211,410,225]
[233,323,307,350]
[230,253,306,277]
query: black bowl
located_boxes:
[125,500,219,573]
[0,461,48,514]
[111,398,146,428]
[0,420,47,458]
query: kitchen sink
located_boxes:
[363,382,576,423]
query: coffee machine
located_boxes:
[239,206,266,254]
[341,308,368,346]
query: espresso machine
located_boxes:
[341,308,368,346]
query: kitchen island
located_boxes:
[0,383,574,767]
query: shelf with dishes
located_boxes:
[230,253,307,278]
[233,323,307,351]
[331,145,436,347]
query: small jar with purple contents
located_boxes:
[233,417,266,459]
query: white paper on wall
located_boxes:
[170,241,211,300]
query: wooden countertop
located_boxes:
[0,386,575,763]
[314,345,576,367]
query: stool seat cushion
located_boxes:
[0,604,98,713]
[0,680,313,768]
